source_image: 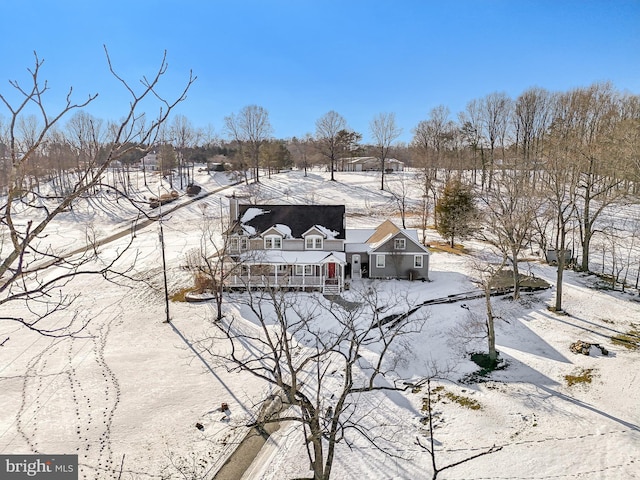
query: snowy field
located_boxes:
[1,169,639,479]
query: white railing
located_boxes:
[226,275,327,288]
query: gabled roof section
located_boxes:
[366,219,401,244]
[262,224,292,238]
[302,225,341,239]
[237,205,346,239]
[370,228,431,254]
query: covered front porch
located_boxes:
[226,251,346,294]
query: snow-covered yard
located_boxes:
[1,169,639,479]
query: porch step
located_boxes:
[323,284,341,295]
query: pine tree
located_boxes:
[435,180,478,248]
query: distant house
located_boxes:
[342,156,405,172]
[226,199,429,294]
[140,152,160,171]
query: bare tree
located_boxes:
[542,92,581,313]
[458,99,484,186]
[65,110,106,176]
[370,112,402,190]
[479,169,542,299]
[386,173,412,229]
[0,48,195,336]
[202,286,427,480]
[453,252,509,366]
[513,87,552,173]
[224,105,273,183]
[170,114,199,189]
[289,134,314,176]
[563,83,628,272]
[412,106,455,182]
[479,92,512,191]
[184,200,239,321]
[315,111,347,181]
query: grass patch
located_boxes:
[610,324,640,350]
[427,241,471,255]
[564,368,594,387]
[421,385,481,417]
[170,287,196,302]
[443,391,482,410]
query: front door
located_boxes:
[352,254,361,278]
[327,262,336,278]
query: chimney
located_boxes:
[229,193,240,222]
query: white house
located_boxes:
[140,151,160,171]
[342,156,405,172]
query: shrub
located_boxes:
[193,273,215,294]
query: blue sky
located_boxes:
[1,0,639,143]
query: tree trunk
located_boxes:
[555,229,566,312]
[511,245,521,300]
[581,221,593,272]
[485,289,497,364]
[310,433,324,480]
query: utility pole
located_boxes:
[158,197,171,323]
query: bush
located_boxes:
[194,273,215,294]
[460,352,508,384]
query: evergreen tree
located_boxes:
[435,180,478,248]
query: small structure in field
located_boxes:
[149,190,179,209]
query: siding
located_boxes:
[369,253,429,280]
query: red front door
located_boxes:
[328,262,336,278]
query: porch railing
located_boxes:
[225,275,342,288]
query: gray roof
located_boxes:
[236,204,346,239]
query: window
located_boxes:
[277,265,288,273]
[264,235,282,249]
[295,265,313,275]
[305,236,323,250]
[394,238,406,250]
[376,255,385,268]
[414,255,423,268]
[230,236,248,251]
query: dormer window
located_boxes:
[305,236,323,250]
[230,236,248,252]
[394,238,406,250]
[264,235,282,249]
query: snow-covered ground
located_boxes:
[1,169,638,479]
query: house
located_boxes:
[226,199,430,294]
[140,151,160,171]
[342,156,405,172]
[345,220,430,281]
